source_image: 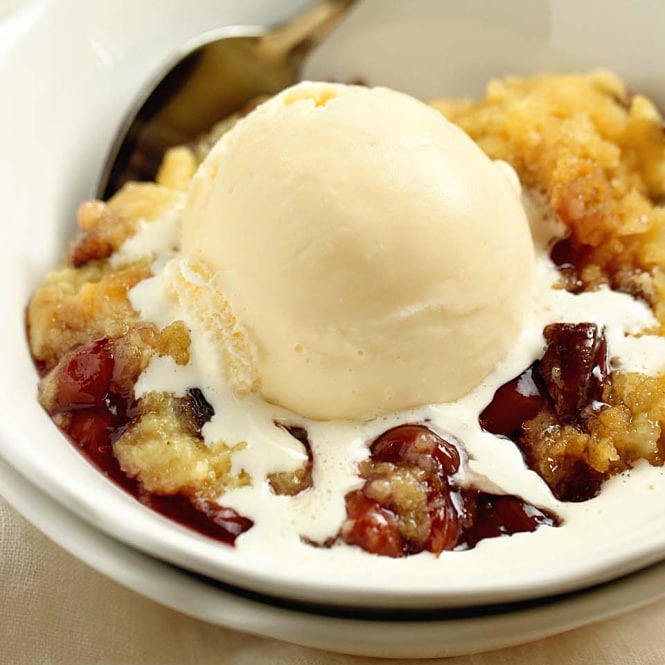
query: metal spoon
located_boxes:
[97,0,357,200]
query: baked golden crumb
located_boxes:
[431,71,665,315]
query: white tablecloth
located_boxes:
[2,497,664,665]
[3,0,664,661]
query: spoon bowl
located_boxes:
[97,0,357,199]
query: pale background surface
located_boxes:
[1,0,663,662]
[2,497,664,664]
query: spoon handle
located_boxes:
[97,0,358,199]
[259,0,358,64]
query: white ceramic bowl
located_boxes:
[2,451,664,659]
[1,0,664,610]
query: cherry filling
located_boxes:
[40,338,565,555]
[477,366,546,440]
[480,322,609,502]
[42,338,252,544]
[550,237,590,294]
[338,425,558,558]
[539,323,608,424]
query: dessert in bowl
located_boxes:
[4,0,665,609]
[26,72,665,586]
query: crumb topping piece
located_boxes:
[337,425,556,557]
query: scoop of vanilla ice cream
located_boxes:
[180,81,535,420]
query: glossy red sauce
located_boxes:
[479,366,546,439]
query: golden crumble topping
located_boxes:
[114,391,248,497]
[431,71,665,316]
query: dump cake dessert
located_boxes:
[27,73,665,561]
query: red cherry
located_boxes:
[371,425,461,476]
[479,366,547,438]
[342,491,405,558]
[427,490,462,554]
[537,323,608,425]
[50,339,114,413]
